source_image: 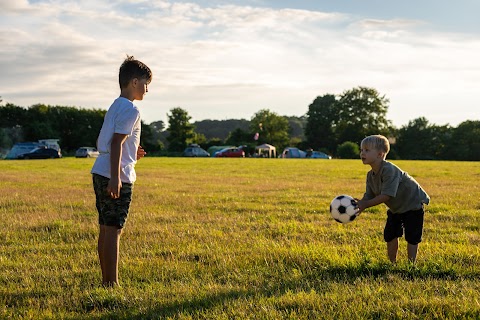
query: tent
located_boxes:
[255,144,276,158]
[281,147,306,158]
[5,139,61,159]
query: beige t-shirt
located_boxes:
[364,160,430,214]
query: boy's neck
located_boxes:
[120,89,135,102]
[370,159,384,174]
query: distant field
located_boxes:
[1,158,479,319]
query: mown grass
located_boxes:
[1,158,479,319]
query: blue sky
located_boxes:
[1,0,479,127]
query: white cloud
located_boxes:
[0,0,479,127]
[0,0,30,11]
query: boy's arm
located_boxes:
[356,194,390,214]
[107,133,128,199]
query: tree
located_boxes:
[286,116,306,141]
[192,132,207,146]
[304,94,338,153]
[336,141,360,159]
[166,107,195,152]
[250,109,290,150]
[448,120,480,160]
[22,104,58,142]
[396,117,451,160]
[0,128,9,149]
[225,128,252,146]
[193,119,250,141]
[336,87,392,145]
[0,103,108,151]
[396,117,432,159]
[20,104,105,151]
[147,120,167,151]
[0,103,28,127]
[141,121,163,152]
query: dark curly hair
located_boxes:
[119,55,152,89]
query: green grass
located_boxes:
[1,158,480,319]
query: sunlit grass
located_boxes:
[1,158,480,319]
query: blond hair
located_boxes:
[361,135,390,154]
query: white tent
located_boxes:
[255,144,276,158]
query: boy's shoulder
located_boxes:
[107,97,139,117]
[382,160,402,172]
[376,161,404,179]
[109,96,136,110]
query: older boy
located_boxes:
[91,56,152,286]
[356,135,430,263]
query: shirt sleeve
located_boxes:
[381,165,401,197]
[114,107,140,135]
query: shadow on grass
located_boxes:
[313,260,463,281]
[75,260,478,319]
[79,289,250,320]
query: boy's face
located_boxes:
[360,143,384,165]
[132,78,149,101]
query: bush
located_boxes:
[336,141,359,159]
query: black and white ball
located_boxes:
[330,195,358,224]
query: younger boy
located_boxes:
[356,135,430,263]
[91,56,152,286]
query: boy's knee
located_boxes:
[103,225,123,239]
[406,239,421,246]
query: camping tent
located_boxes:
[5,139,61,159]
[255,144,276,158]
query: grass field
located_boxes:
[1,157,480,319]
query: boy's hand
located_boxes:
[354,198,366,215]
[137,145,147,160]
[354,195,389,215]
[107,178,122,199]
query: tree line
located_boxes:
[1,87,479,160]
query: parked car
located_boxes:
[75,147,100,158]
[309,151,332,159]
[17,147,62,159]
[183,144,210,157]
[215,147,245,158]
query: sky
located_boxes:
[1,0,479,127]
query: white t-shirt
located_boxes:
[91,97,141,183]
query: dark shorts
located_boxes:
[384,207,424,245]
[92,174,133,229]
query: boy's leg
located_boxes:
[384,211,402,264]
[94,174,132,286]
[387,238,399,263]
[404,208,424,264]
[98,225,107,283]
[103,225,123,286]
[407,243,418,263]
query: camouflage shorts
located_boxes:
[92,174,133,228]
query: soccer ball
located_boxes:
[330,195,358,224]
